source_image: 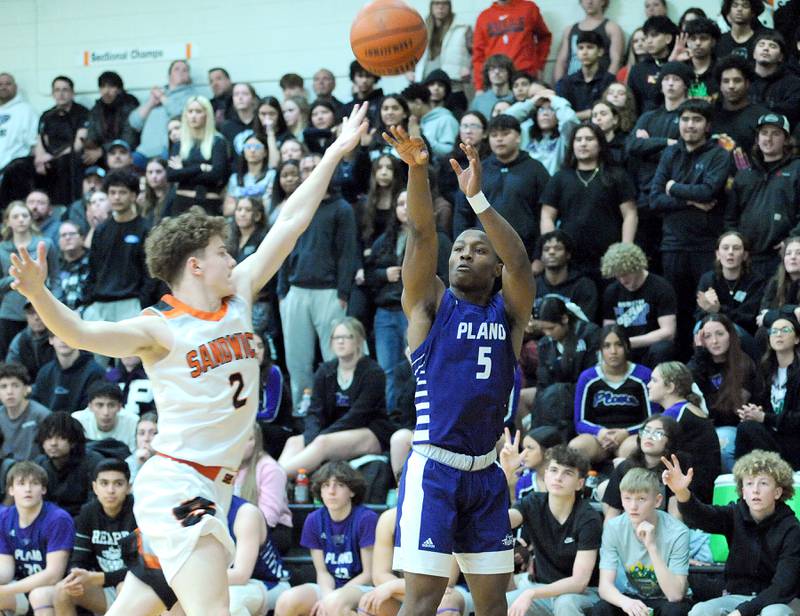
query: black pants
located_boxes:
[630,340,676,368]
[0,319,26,361]
[735,420,800,468]
[0,157,36,208]
[591,597,691,616]
[169,193,223,217]
[662,250,715,360]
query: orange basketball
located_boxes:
[350,0,428,76]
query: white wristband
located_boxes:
[467,191,491,215]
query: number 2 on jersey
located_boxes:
[476,346,492,379]
[229,372,248,409]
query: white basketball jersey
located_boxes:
[143,294,260,468]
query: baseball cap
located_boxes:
[757,113,790,135]
[105,139,132,152]
[84,166,106,178]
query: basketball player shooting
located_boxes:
[8,104,369,616]
[381,126,535,616]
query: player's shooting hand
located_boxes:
[382,125,429,167]
[329,103,369,158]
[449,143,482,197]
[9,242,48,298]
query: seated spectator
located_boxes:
[282,96,309,143]
[423,68,459,117]
[312,69,343,114]
[274,462,377,616]
[512,71,535,103]
[56,220,90,313]
[601,243,677,367]
[0,362,49,462]
[26,190,64,250]
[665,450,800,616]
[220,83,258,151]
[401,82,458,161]
[688,315,759,473]
[571,325,654,463]
[278,318,392,478]
[0,73,40,208]
[31,458,135,616]
[104,139,135,173]
[591,101,628,167]
[716,0,767,60]
[125,412,157,483]
[726,113,800,280]
[556,31,617,120]
[503,86,579,175]
[252,332,296,458]
[507,445,603,616]
[366,94,410,163]
[166,96,229,216]
[647,362,720,503]
[227,197,268,265]
[83,71,139,165]
[34,413,103,516]
[750,32,800,128]
[500,425,563,501]
[278,138,308,165]
[695,231,765,354]
[105,355,154,415]
[6,302,54,382]
[735,312,800,469]
[541,122,637,281]
[236,423,292,555]
[629,17,679,113]
[303,100,337,156]
[66,166,105,235]
[208,67,234,125]
[534,230,598,323]
[128,59,200,159]
[0,461,73,616]
[602,415,682,520]
[758,238,800,325]
[472,54,516,119]
[31,334,104,414]
[136,157,170,225]
[72,382,138,453]
[0,200,59,358]
[592,467,691,616]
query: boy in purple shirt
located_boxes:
[0,461,74,615]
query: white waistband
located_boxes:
[412,443,497,471]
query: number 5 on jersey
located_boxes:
[476,346,492,379]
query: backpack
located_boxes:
[349,455,393,504]
[531,382,577,442]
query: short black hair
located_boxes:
[52,75,74,90]
[642,15,678,37]
[36,413,86,453]
[311,461,367,505]
[511,71,534,84]
[714,53,755,83]
[682,17,721,40]
[0,362,30,386]
[103,170,139,193]
[87,381,124,405]
[722,0,765,20]
[93,458,131,482]
[753,30,788,58]
[279,73,304,90]
[349,60,380,83]
[487,114,521,134]
[401,83,431,104]
[576,30,606,49]
[98,71,123,89]
[207,67,230,78]
[677,98,714,122]
[537,229,576,255]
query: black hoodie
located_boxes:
[30,352,105,414]
[751,66,800,128]
[534,269,599,321]
[626,106,681,205]
[678,496,800,616]
[85,92,140,149]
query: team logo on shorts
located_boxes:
[502,534,515,547]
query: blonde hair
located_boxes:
[601,242,648,278]
[330,317,367,347]
[179,96,217,161]
[655,362,703,406]
[1,201,40,241]
[619,466,660,495]
[733,450,794,501]
[239,423,266,506]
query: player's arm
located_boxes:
[9,243,169,360]
[508,507,523,529]
[232,103,369,299]
[0,555,13,585]
[345,546,373,586]
[451,143,535,355]
[227,504,264,586]
[2,550,69,594]
[310,549,335,595]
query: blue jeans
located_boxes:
[716,425,737,473]
[374,307,407,411]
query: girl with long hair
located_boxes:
[254,96,290,145]
[438,110,490,206]
[758,237,800,325]
[224,133,278,216]
[268,159,301,226]
[166,95,229,215]
[601,82,638,132]
[617,28,647,84]
[220,82,259,152]
[499,425,563,500]
[282,95,309,142]
[227,197,268,263]
[137,157,170,224]
[367,94,411,161]
[590,100,627,166]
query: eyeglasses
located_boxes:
[59,231,79,238]
[331,334,355,342]
[460,123,483,130]
[640,428,666,440]
[769,326,795,336]
[243,143,265,151]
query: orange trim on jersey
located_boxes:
[160,294,229,321]
[156,451,223,481]
[136,529,162,570]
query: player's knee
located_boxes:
[553,593,588,616]
[28,585,54,608]
[274,589,300,616]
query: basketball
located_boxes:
[350,0,428,76]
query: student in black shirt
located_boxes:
[679,18,721,100]
[219,83,258,151]
[507,444,603,616]
[534,230,598,322]
[541,122,637,283]
[34,459,136,615]
[716,0,768,60]
[590,101,628,169]
[750,31,800,128]
[628,16,678,113]
[556,31,616,120]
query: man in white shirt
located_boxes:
[0,73,39,207]
[72,381,138,453]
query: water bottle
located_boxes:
[296,388,312,417]
[294,469,310,504]
[584,470,599,500]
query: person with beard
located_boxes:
[207,67,234,126]
[750,31,800,128]
[716,0,768,61]
[628,16,678,113]
[0,73,39,208]
[82,72,139,167]
[534,230,598,322]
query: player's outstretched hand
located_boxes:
[449,143,482,198]
[382,125,429,167]
[328,103,369,158]
[9,242,48,298]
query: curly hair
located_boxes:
[311,461,367,505]
[733,449,794,501]
[145,206,229,285]
[601,243,648,278]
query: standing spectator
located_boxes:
[750,32,800,128]
[472,54,516,119]
[628,16,679,113]
[224,134,277,216]
[645,0,668,18]
[726,113,800,279]
[6,302,54,382]
[650,100,730,354]
[0,363,50,462]
[602,243,677,367]
[556,31,617,120]
[453,115,550,259]
[553,0,625,82]
[31,334,104,414]
[675,18,721,100]
[0,462,73,616]
[716,0,767,60]
[312,69,343,115]
[220,83,258,152]
[401,83,458,161]
[304,101,338,156]
[71,382,137,453]
[282,96,309,143]
[83,170,154,327]
[413,0,473,113]
[34,76,89,206]
[0,73,39,207]
[0,201,59,358]
[268,159,301,225]
[56,220,90,313]
[617,28,647,84]
[26,190,64,250]
[125,412,157,483]
[541,122,637,280]
[472,0,551,89]
[341,61,384,129]
[167,96,229,216]
[590,101,627,166]
[82,71,139,166]
[207,66,234,126]
[602,82,638,133]
[279,73,306,100]
[128,59,200,159]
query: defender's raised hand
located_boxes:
[449,142,482,198]
[9,242,48,298]
[382,125,429,167]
